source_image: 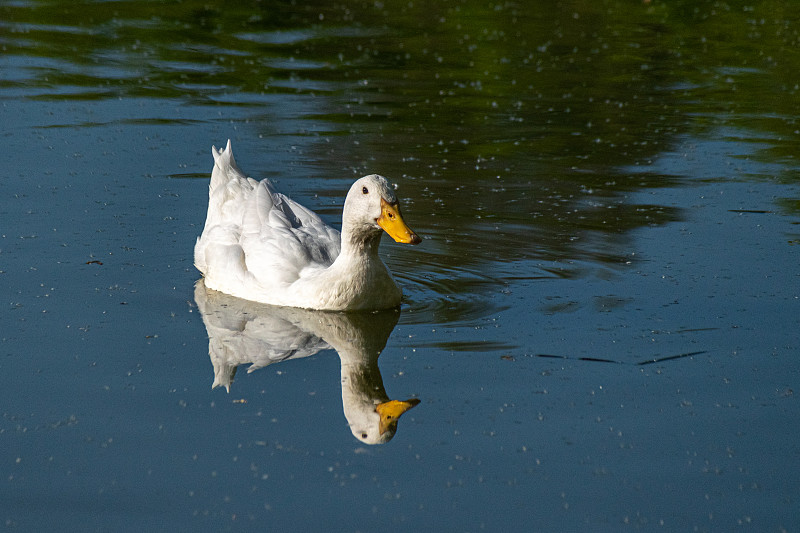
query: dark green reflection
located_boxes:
[4,0,799,323]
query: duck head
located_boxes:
[343,175,421,245]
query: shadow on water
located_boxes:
[193,279,419,445]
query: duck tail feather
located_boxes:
[210,139,245,191]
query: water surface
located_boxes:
[2,1,799,531]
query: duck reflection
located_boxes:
[194,280,420,444]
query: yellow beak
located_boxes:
[376,398,421,435]
[377,198,422,244]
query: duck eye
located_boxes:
[362,186,369,194]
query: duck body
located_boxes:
[194,141,420,311]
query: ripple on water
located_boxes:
[392,254,509,327]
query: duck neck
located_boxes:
[339,223,383,262]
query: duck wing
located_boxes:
[196,140,344,303]
[240,179,341,286]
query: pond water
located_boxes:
[2,1,799,531]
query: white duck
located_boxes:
[194,141,421,311]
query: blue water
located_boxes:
[2,1,799,531]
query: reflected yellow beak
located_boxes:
[377,198,422,244]
[376,398,421,435]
